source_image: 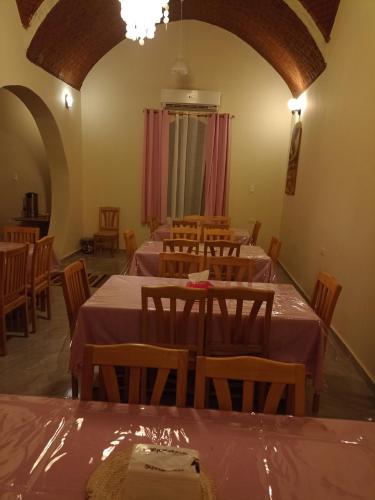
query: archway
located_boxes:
[2,85,70,255]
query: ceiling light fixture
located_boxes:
[171,0,189,77]
[118,0,169,46]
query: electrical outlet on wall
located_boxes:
[12,172,18,182]
[249,184,255,193]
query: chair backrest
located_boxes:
[99,207,119,231]
[206,286,274,357]
[206,256,252,282]
[123,230,137,259]
[200,223,231,236]
[209,216,231,225]
[141,285,206,356]
[81,343,189,407]
[172,219,198,228]
[249,220,261,245]
[194,355,306,416]
[29,236,54,286]
[61,259,90,336]
[148,217,160,237]
[3,225,40,244]
[170,227,200,241]
[204,240,241,258]
[159,253,204,278]
[311,272,342,327]
[183,215,209,223]
[163,239,199,255]
[0,245,28,308]
[203,228,233,241]
[268,237,282,263]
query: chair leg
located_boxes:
[46,287,51,320]
[72,374,79,399]
[0,316,6,356]
[312,392,320,413]
[30,292,37,333]
[23,301,29,337]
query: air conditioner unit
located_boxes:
[161,89,221,112]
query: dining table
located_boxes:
[71,275,324,392]
[152,224,250,245]
[128,240,273,282]
[0,394,373,499]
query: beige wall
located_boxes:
[280,0,375,381]
[81,21,291,248]
[0,88,50,227]
[0,1,82,257]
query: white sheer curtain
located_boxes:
[167,114,206,218]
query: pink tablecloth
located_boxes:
[153,224,250,244]
[129,240,273,282]
[0,394,374,500]
[71,275,324,390]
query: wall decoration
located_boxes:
[285,121,302,195]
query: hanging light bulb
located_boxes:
[118,0,169,45]
[171,0,189,76]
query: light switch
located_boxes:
[12,172,18,182]
[250,184,255,193]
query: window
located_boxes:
[167,114,207,218]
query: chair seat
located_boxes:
[94,231,118,238]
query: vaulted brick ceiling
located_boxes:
[16,0,341,96]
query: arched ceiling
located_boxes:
[16,0,341,96]
[299,0,340,41]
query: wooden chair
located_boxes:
[141,285,206,365]
[81,343,189,407]
[205,286,274,357]
[311,272,342,328]
[170,227,200,241]
[61,259,90,398]
[148,217,160,238]
[172,219,198,228]
[159,253,204,278]
[204,240,241,257]
[3,225,40,244]
[194,355,306,416]
[203,228,233,241]
[206,256,252,282]
[0,245,29,355]
[93,207,120,257]
[268,237,282,263]
[249,220,261,245]
[27,236,54,333]
[163,239,199,255]
[311,272,342,412]
[123,230,138,261]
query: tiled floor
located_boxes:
[0,250,374,421]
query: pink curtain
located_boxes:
[204,113,231,216]
[142,109,170,224]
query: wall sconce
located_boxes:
[288,93,307,117]
[64,92,73,109]
[288,98,301,116]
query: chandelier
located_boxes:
[118,1,170,46]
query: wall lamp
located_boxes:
[64,92,73,109]
[288,93,307,117]
[288,98,301,116]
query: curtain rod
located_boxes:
[144,109,235,118]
